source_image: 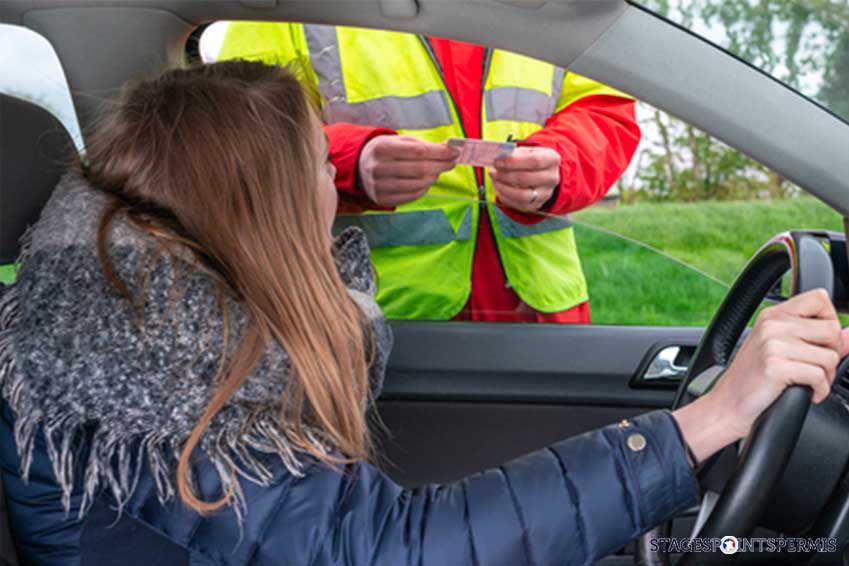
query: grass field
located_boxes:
[1,196,842,326]
[573,196,845,326]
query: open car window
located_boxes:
[195,20,844,326]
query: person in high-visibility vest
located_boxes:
[218,24,641,322]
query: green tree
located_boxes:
[624,0,847,204]
[819,9,849,119]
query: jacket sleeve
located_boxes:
[497,73,641,225]
[0,405,697,566]
[254,409,698,566]
[327,123,398,213]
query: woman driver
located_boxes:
[0,60,845,565]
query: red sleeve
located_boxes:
[497,94,641,224]
[325,123,396,213]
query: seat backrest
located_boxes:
[0,93,76,566]
[1,93,75,265]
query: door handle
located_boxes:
[631,344,697,389]
[644,345,689,380]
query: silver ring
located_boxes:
[529,188,539,205]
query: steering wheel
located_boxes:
[637,232,835,566]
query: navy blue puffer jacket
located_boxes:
[0,175,698,565]
[1,402,698,566]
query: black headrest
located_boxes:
[0,94,75,264]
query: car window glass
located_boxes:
[634,0,849,125]
[198,21,844,326]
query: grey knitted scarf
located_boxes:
[0,172,392,522]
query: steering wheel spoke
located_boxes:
[684,365,726,399]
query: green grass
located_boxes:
[1,196,842,327]
[573,197,844,326]
[0,264,16,285]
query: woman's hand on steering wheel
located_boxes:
[672,288,849,465]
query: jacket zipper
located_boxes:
[418,37,481,199]
[418,38,511,289]
[478,48,512,288]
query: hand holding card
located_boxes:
[447,138,516,168]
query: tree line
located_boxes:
[620,0,849,204]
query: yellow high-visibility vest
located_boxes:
[220,23,629,320]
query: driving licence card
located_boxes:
[447,138,516,167]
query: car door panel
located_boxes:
[376,321,703,564]
[377,321,704,485]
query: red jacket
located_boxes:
[330,39,641,323]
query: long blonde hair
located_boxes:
[82,61,372,513]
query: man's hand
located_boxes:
[357,135,459,207]
[490,147,561,211]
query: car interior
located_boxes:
[2,1,849,565]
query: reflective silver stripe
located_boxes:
[551,67,565,113]
[493,206,572,238]
[485,67,565,125]
[303,25,346,102]
[334,208,473,248]
[303,25,453,130]
[326,92,453,131]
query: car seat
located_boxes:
[0,92,77,566]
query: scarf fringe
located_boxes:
[0,178,379,525]
[16,223,35,267]
[0,288,19,387]
[0,286,327,523]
